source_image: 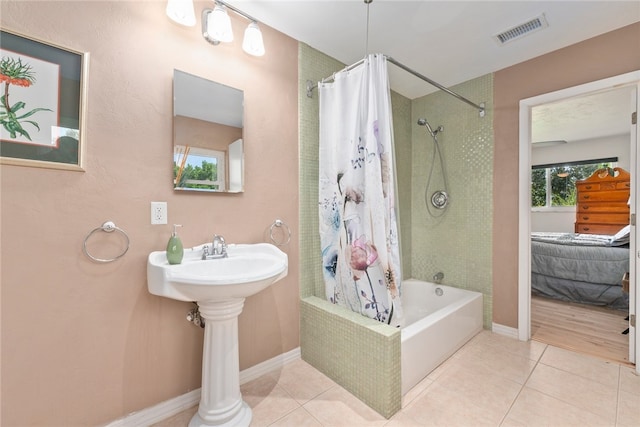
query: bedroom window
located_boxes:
[531,158,617,208]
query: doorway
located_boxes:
[517,71,640,372]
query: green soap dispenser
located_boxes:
[166,224,184,265]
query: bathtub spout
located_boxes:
[433,272,444,284]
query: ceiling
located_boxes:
[532,86,634,145]
[221,1,639,142]
[226,0,639,100]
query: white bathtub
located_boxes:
[401,279,483,394]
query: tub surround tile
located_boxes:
[410,75,494,330]
[300,297,401,418]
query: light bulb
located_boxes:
[208,4,233,43]
[166,0,196,27]
[242,22,265,56]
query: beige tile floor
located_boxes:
[154,331,640,426]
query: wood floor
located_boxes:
[531,295,631,365]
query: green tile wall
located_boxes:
[391,92,413,278]
[410,76,494,328]
[300,297,401,418]
[298,43,342,299]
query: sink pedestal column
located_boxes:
[189,299,251,427]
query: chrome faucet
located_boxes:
[212,234,227,256]
[202,234,228,260]
[433,271,444,284]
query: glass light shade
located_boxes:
[207,4,234,43]
[166,0,196,27]
[242,22,265,56]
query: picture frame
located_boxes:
[0,28,88,171]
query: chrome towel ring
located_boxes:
[83,221,130,263]
[269,219,291,246]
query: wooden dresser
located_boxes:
[574,167,630,235]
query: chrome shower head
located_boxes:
[417,117,435,136]
[418,118,444,138]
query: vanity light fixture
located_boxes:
[201,0,266,57]
[166,0,196,27]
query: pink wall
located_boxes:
[493,22,640,327]
[0,1,299,425]
[175,116,242,152]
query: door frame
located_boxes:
[517,70,640,372]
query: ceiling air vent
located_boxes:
[494,14,548,45]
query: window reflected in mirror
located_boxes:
[174,145,225,191]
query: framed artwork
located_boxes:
[0,29,88,171]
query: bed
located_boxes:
[531,226,630,310]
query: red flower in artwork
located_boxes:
[0,56,51,141]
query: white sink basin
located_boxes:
[147,243,288,302]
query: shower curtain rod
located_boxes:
[306,55,486,116]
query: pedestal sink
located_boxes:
[147,243,288,427]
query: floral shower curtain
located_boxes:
[318,54,403,327]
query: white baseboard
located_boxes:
[105,347,301,427]
[492,323,519,339]
[104,389,200,427]
[239,346,301,384]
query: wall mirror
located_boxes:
[173,70,244,193]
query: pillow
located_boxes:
[610,224,630,246]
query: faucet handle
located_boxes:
[202,245,210,260]
[433,271,444,284]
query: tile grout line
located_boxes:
[266,372,342,427]
[497,343,549,426]
[614,364,621,427]
[300,400,333,427]
[264,366,340,426]
[525,346,624,424]
[264,385,302,427]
